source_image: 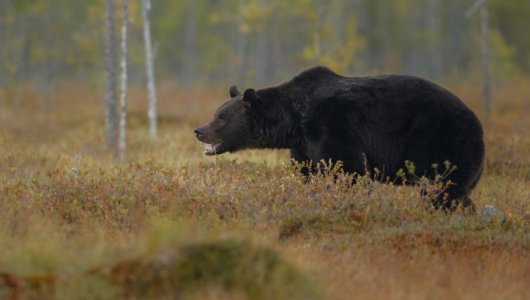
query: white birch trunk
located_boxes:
[141,0,157,141]
[104,0,117,150]
[118,0,129,161]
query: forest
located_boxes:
[2,0,530,87]
[1,0,530,299]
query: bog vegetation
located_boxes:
[1,79,529,299]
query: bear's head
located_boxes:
[194,86,258,155]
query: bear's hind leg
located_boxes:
[431,185,476,213]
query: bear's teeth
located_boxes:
[203,143,221,155]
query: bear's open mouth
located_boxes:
[203,143,226,156]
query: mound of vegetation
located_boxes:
[0,239,318,300]
[105,239,317,299]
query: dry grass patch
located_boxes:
[1,79,529,299]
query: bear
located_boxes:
[194,66,485,211]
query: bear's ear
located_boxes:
[242,88,257,105]
[229,85,240,98]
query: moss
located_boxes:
[107,239,318,299]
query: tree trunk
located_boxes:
[0,1,6,89]
[42,4,56,114]
[253,0,272,85]
[481,0,491,115]
[118,0,129,161]
[235,0,248,85]
[404,5,421,75]
[426,0,442,78]
[182,0,197,86]
[141,0,158,141]
[360,1,381,71]
[104,0,117,151]
[254,33,270,85]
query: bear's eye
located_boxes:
[218,114,226,121]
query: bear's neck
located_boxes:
[249,68,340,149]
[252,89,304,149]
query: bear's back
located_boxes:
[283,67,471,118]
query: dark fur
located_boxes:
[195,66,485,211]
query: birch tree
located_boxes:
[104,0,117,150]
[118,0,129,161]
[141,0,158,141]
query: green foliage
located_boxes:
[490,0,530,71]
[2,0,530,88]
[489,29,519,76]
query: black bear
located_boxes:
[194,66,485,211]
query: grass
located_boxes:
[0,78,529,299]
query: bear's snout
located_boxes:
[194,127,205,139]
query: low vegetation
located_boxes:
[1,79,529,299]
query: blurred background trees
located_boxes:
[1,0,529,90]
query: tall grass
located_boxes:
[0,78,529,299]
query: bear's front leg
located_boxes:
[290,148,340,182]
[290,148,313,181]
